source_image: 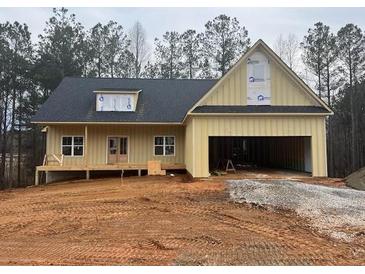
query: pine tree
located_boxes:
[141,61,160,79]
[203,14,250,76]
[301,22,328,99]
[87,23,109,77]
[103,21,130,78]
[337,23,365,172]
[181,29,202,79]
[0,21,33,187]
[34,8,86,94]
[154,31,183,79]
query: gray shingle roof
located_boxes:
[32,77,331,124]
[192,105,330,114]
[32,77,217,123]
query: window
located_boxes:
[154,136,175,156]
[96,93,135,112]
[62,136,84,156]
[252,63,265,82]
[248,62,265,83]
[120,137,128,155]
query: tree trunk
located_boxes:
[8,86,16,188]
[1,93,9,187]
[325,62,334,176]
[169,46,173,79]
[135,31,140,78]
[17,94,22,187]
[0,98,3,187]
[97,55,101,77]
[349,52,357,172]
[317,59,322,99]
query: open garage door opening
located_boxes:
[209,136,312,175]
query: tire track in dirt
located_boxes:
[0,176,363,265]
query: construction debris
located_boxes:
[345,166,365,190]
[228,179,365,241]
[210,170,227,176]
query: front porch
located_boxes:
[36,123,187,185]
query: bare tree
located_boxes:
[274,33,299,71]
[274,34,286,59]
[129,21,149,78]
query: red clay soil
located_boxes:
[0,175,363,265]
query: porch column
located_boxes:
[84,125,88,166]
[35,168,39,186]
[85,125,90,180]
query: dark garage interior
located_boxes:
[209,136,312,174]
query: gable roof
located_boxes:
[32,77,217,124]
[185,39,333,121]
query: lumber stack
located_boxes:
[147,160,166,176]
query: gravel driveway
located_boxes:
[228,179,365,241]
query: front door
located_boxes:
[108,137,128,164]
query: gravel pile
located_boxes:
[228,179,365,241]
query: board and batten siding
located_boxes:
[46,124,185,166]
[46,125,85,166]
[184,116,327,177]
[184,117,194,174]
[200,49,318,107]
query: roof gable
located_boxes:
[188,39,333,115]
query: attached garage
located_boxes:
[209,136,312,174]
[183,40,332,178]
[184,115,327,178]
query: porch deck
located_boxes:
[36,163,185,171]
[35,163,186,185]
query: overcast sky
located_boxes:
[1,7,365,48]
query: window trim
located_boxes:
[153,135,176,157]
[61,135,84,157]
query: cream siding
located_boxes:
[46,124,185,166]
[47,125,85,166]
[184,117,194,175]
[184,116,327,177]
[200,48,318,107]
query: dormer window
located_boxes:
[94,89,141,112]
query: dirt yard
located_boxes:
[0,174,364,265]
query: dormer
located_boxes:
[93,89,141,112]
